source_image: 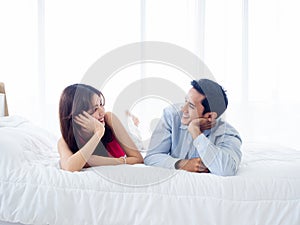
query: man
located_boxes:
[144,79,242,176]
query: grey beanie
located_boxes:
[191,79,228,117]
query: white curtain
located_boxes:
[204,0,300,149]
[0,1,39,123]
[1,0,300,149]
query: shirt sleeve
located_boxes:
[193,130,242,176]
[144,108,180,169]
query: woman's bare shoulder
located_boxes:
[57,137,72,156]
[104,111,113,119]
[104,111,118,125]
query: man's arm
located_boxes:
[175,158,209,173]
[192,123,242,176]
[144,108,181,169]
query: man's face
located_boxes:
[181,88,206,125]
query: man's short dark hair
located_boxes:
[191,79,228,118]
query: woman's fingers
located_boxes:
[74,112,92,128]
[78,112,90,121]
[74,116,85,127]
[82,111,93,118]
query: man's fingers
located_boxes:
[203,168,210,173]
[199,168,209,173]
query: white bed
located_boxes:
[1,115,300,225]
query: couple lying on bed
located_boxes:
[58,79,242,176]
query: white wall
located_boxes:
[1,0,300,149]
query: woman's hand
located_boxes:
[74,111,105,138]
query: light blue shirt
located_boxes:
[144,104,242,176]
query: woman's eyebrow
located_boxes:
[93,98,102,107]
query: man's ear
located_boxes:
[203,112,217,120]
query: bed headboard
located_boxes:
[0,82,9,116]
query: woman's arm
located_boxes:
[58,112,143,171]
[58,130,103,172]
[87,155,123,166]
[105,112,144,164]
[58,112,106,172]
[58,134,129,170]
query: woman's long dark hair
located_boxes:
[59,84,112,153]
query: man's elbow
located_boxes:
[217,168,237,176]
[144,154,159,166]
[143,155,152,166]
[212,151,241,176]
[211,164,238,176]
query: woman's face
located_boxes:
[87,94,106,125]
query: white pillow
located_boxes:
[0,116,59,177]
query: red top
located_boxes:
[105,135,126,158]
[77,132,125,158]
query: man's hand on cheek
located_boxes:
[200,112,217,131]
[188,118,204,139]
[188,113,217,139]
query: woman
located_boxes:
[58,83,143,172]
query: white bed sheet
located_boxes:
[1,116,300,225]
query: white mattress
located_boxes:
[1,116,300,225]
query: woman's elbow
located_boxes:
[135,155,144,164]
[130,154,144,164]
[61,163,81,172]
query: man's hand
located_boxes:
[176,158,209,173]
[188,112,217,139]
